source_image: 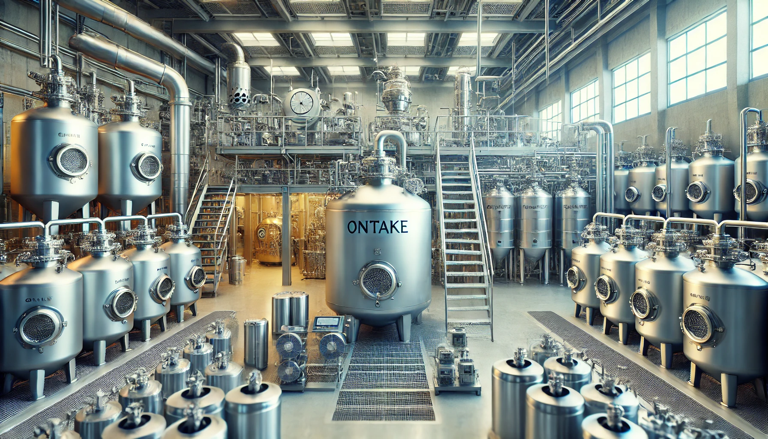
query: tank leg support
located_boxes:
[414,312,423,325]
[585,307,596,326]
[660,343,673,369]
[140,320,151,342]
[560,250,565,285]
[2,373,14,395]
[543,249,550,285]
[753,377,766,401]
[689,362,702,387]
[175,305,186,323]
[574,303,582,319]
[617,323,629,345]
[65,359,77,384]
[639,337,649,356]
[519,249,524,285]
[602,317,612,335]
[396,314,412,343]
[721,373,737,407]
[159,315,167,332]
[30,369,45,401]
[120,333,130,352]
[190,302,198,316]
[93,340,107,366]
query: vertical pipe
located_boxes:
[282,187,291,286]
[664,127,676,220]
[545,0,550,79]
[476,0,482,78]
[0,93,4,223]
[739,108,763,241]
[53,3,59,56]
[39,0,49,67]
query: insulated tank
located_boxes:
[160,222,205,323]
[492,348,544,439]
[69,231,136,366]
[0,235,82,400]
[567,222,611,325]
[483,181,515,264]
[614,145,633,215]
[631,229,695,369]
[121,225,175,342]
[652,139,690,217]
[11,59,98,221]
[686,120,734,220]
[525,374,585,439]
[734,119,768,221]
[205,352,243,395]
[118,367,164,415]
[556,173,592,255]
[156,347,191,399]
[681,234,768,407]
[624,137,657,215]
[518,179,552,263]
[596,226,648,345]
[97,81,162,216]
[326,136,431,342]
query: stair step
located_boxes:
[445,271,486,276]
[444,209,476,213]
[447,318,492,325]
[445,249,482,255]
[444,228,479,233]
[444,219,477,223]
[445,260,484,265]
[448,306,490,312]
[445,239,481,244]
[447,294,489,300]
[441,191,473,195]
[447,283,488,288]
[441,183,471,187]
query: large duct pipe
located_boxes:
[375,130,407,169]
[70,32,190,215]
[56,0,218,76]
[221,42,251,111]
[583,120,615,213]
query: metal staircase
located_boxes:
[436,137,494,340]
[186,156,236,296]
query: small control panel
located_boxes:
[312,316,345,333]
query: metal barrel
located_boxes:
[229,256,245,285]
[244,319,269,370]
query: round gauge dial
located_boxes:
[290,91,314,115]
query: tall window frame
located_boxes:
[751,0,768,79]
[571,80,599,124]
[613,53,651,124]
[540,101,562,141]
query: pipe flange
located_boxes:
[105,287,137,321]
[132,152,163,182]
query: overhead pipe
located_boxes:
[739,108,764,241]
[56,0,219,77]
[70,32,191,215]
[374,130,407,169]
[582,123,604,212]
[45,217,105,237]
[664,127,677,219]
[583,120,615,213]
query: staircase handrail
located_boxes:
[469,134,494,341]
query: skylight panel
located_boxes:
[311,33,353,46]
[388,33,426,47]
[265,66,301,76]
[234,32,280,47]
[326,66,360,75]
[457,33,499,46]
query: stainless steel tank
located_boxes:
[734,119,768,221]
[244,318,269,370]
[492,348,544,439]
[567,222,611,325]
[205,352,243,395]
[687,120,735,220]
[272,291,309,333]
[223,42,251,112]
[11,58,98,221]
[597,226,648,345]
[682,233,768,407]
[97,81,162,216]
[156,347,191,399]
[652,139,690,217]
[484,181,515,265]
[102,403,166,439]
[0,234,82,400]
[206,318,232,358]
[164,406,227,439]
[74,390,121,439]
[224,371,282,439]
[625,138,657,215]
[614,145,634,215]
[582,404,647,439]
[580,376,639,423]
[518,179,553,265]
[529,334,562,366]
[118,367,164,415]
[543,350,593,392]
[525,374,585,439]
[631,229,695,369]
[121,224,174,342]
[556,174,592,255]
[454,71,472,136]
[165,371,225,425]
[381,66,412,114]
[326,132,431,342]
[155,218,205,324]
[69,231,136,366]
[255,217,287,265]
[184,335,215,375]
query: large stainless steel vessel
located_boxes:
[652,139,690,217]
[518,179,552,265]
[581,404,647,439]
[121,224,174,342]
[543,350,592,392]
[382,66,412,114]
[118,367,164,415]
[555,174,592,255]
[156,347,191,399]
[0,233,82,400]
[255,217,290,265]
[69,231,136,366]
[97,81,162,216]
[596,226,648,345]
[682,233,768,407]
[165,371,225,425]
[735,119,768,221]
[102,403,166,439]
[492,348,544,439]
[631,229,695,369]
[687,120,735,220]
[614,145,633,215]
[224,371,282,439]
[155,219,205,323]
[11,58,98,221]
[567,222,611,325]
[73,390,122,439]
[326,131,430,342]
[484,181,515,265]
[624,138,657,215]
[525,374,585,439]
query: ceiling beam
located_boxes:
[173,18,549,34]
[178,0,213,21]
[247,57,509,68]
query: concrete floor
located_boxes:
[196,262,575,439]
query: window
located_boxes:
[571,80,599,124]
[668,10,727,105]
[388,33,426,46]
[234,33,280,47]
[752,0,768,78]
[457,33,499,47]
[613,53,651,123]
[326,66,359,76]
[310,33,353,46]
[264,66,301,76]
[540,101,562,141]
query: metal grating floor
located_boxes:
[332,324,436,422]
[529,311,761,438]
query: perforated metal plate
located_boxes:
[55,145,89,178]
[682,307,714,343]
[363,267,393,295]
[152,276,175,302]
[630,291,650,319]
[652,185,666,202]
[687,182,706,202]
[22,314,56,344]
[277,359,302,383]
[595,276,614,302]
[137,153,161,181]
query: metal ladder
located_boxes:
[436,138,494,340]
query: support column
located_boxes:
[649,0,668,148]
[282,186,291,286]
[244,195,253,265]
[726,0,749,148]
[597,37,612,122]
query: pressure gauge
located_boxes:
[289,90,313,115]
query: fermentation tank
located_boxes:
[624,137,657,215]
[556,173,592,284]
[518,177,552,284]
[567,222,611,325]
[734,119,768,221]
[483,180,515,265]
[652,137,690,217]
[543,350,592,392]
[687,120,734,220]
[631,229,695,369]
[255,217,292,265]
[326,131,430,342]
[97,80,162,216]
[614,145,633,215]
[118,367,164,415]
[596,226,647,345]
[580,376,639,424]
[11,57,98,221]
[682,233,768,407]
[165,371,225,425]
[156,347,191,399]
[69,230,136,366]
